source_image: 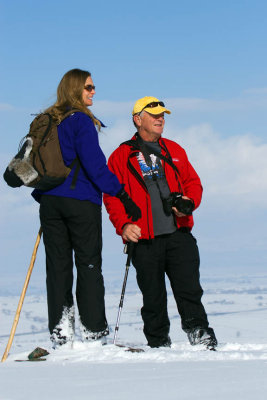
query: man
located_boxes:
[104,96,217,350]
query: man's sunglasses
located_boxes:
[84,84,96,92]
[140,101,165,113]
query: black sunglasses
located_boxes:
[140,101,165,113]
[84,84,96,92]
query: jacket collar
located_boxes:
[129,132,166,153]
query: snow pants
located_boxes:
[132,229,209,347]
[39,195,108,335]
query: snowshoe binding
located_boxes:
[187,327,218,351]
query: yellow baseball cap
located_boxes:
[132,96,171,115]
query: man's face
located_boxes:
[134,111,165,142]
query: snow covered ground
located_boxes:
[1,273,267,400]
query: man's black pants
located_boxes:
[40,195,108,335]
[132,229,209,347]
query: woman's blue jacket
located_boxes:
[32,112,122,204]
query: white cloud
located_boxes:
[99,119,134,157]
[0,184,38,224]
[167,94,267,113]
[93,101,133,117]
[91,91,267,127]
[1,119,267,275]
[98,120,267,211]
[91,96,267,211]
[2,104,267,219]
[167,123,267,209]
[0,103,14,111]
[0,154,38,225]
[243,87,267,94]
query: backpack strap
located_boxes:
[69,158,81,190]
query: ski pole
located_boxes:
[113,241,134,345]
[1,227,42,363]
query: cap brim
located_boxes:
[143,106,171,115]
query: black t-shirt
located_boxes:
[137,141,177,236]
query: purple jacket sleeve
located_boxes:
[74,113,122,196]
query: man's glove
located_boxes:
[116,186,141,222]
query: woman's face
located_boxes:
[82,76,96,107]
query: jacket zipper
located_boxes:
[146,195,151,239]
[127,152,152,239]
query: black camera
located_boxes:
[162,193,194,216]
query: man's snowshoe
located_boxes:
[187,327,218,350]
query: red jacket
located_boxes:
[103,134,203,239]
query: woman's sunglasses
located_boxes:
[84,85,96,92]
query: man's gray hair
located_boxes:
[132,111,144,128]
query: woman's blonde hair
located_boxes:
[44,68,101,130]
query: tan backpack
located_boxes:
[3,110,80,191]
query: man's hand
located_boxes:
[172,196,193,217]
[122,224,141,243]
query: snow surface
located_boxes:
[1,274,267,400]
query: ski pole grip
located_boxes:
[126,241,134,266]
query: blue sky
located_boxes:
[2,0,267,103]
[1,0,267,294]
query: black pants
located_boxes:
[40,195,108,334]
[132,229,209,347]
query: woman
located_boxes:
[32,68,140,348]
